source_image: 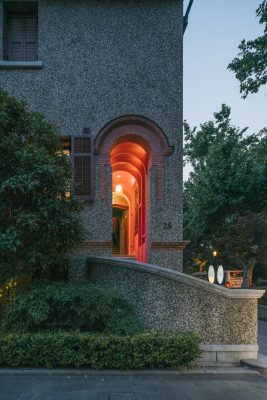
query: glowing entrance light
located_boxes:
[115,184,123,193]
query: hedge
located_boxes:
[0,331,201,369]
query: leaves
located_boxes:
[0,90,83,284]
[1,283,141,335]
[228,1,267,98]
[0,331,201,369]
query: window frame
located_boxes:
[3,1,38,62]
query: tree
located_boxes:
[228,1,267,98]
[0,90,83,284]
[214,212,267,288]
[183,105,267,284]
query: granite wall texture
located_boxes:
[86,257,265,346]
[0,0,183,268]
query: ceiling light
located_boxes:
[115,184,123,193]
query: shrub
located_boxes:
[0,331,201,369]
[1,283,141,335]
[0,89,83,284]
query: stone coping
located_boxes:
[0,61,43,69]
[87,256,265,299]
[202,344,258,352]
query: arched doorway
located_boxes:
[111,141,149,261]
[95,115,173,263]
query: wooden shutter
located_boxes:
[8,16,24,61]
[71,130,94,201]
[25,16,37,61]
[8,15,37,61]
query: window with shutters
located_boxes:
[4,2,38,61]
[71,130,94,201]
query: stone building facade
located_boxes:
[0,0,185,270]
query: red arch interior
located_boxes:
[110,142,149,262]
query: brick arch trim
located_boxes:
[96,115,172,201]
[95,115,173,163]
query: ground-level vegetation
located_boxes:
[0,330,201,369]
[0,90,201,369]
[0,282,201,369]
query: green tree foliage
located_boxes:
[1,284,141,335]
[228,1,267,98]
[184,105,267,283]
[0,90,83,284]
[214,212,267,287]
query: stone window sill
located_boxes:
[0,61,43,69]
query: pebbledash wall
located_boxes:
[0,0,185,270]
[87,257,265,363]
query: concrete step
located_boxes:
[112,245,120,256]
[188,366,260,375]
[240,353,267,375]
[112,255,137,260]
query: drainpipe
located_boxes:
[183,0,194,34]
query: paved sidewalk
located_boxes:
[0,372,267,400]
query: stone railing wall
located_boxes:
[86,256,265,363]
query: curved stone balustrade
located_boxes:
[86,256,265,364]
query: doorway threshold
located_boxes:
[112,255,137,261]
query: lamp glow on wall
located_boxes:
[115,184,123,193]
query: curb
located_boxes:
[0,367,260,376]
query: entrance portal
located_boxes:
[96,115,172,263]
[111,141,149,262]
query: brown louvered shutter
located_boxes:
[8,15,37,61]
[25,16,37,61]
[71,129,94,201]
[8,16,24,61]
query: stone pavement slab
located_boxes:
[0,373,267,400]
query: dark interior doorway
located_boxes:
[112,207,128,256]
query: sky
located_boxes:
[183,0,266,180]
